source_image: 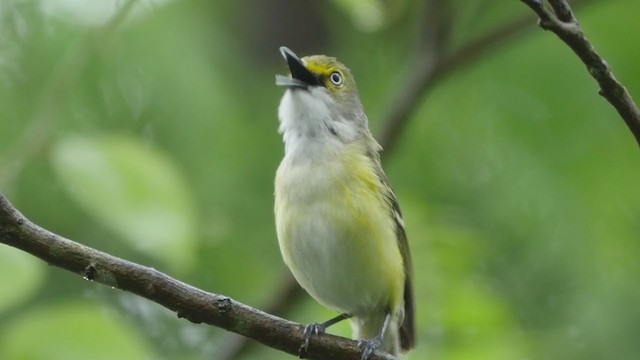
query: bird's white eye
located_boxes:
[329,72,343,86]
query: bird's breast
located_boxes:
[274,146,405,316]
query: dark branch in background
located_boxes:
[521,0,640,147]
[379,0,599,152]
[215,0,598,358]
[0,194,393,360]
[419,0,453,56]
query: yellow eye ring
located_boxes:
[329,72,343,86]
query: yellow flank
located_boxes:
[275,143,405,317]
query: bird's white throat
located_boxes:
[278,88,357,161]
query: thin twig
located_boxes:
[521,0,640,147]
[0,193,393,360]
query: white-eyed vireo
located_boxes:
[274,46,415,359]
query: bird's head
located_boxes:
[276,46,368,148]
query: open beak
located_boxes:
[275,46,321,88]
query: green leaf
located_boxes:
[51,134,197,273]
[0,302,152,360]
[0,246,44,315]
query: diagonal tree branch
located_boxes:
[521,0,640,147]
[0,193,393,360]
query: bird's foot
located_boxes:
[358,336,383,360]
[298,322,326,358]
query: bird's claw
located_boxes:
[298,322,326,358]
[358,336,383,360]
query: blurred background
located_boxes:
[1,0,639,359]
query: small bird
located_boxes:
[274,46,414,359]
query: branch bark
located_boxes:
[521,0,640,147]
[0,193,393,360]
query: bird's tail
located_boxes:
[350,314,400,356]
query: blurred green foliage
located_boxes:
[1,0,639,359]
